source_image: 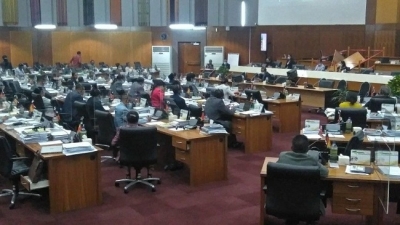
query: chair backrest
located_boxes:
[274,76,287,84]
[119,127,157,165]
[13,81,22,93]
[318,79,334,88]
[164,97,180,116]
[73,101,89,123]
[334,107,367,128]
[0,136,13,178]
[265,162,321,221]
[368,97,396,112]
[188,104,202,118]
[359,82,370,97]
[336,79,347,91]
[32,93,45,111]
[141,93,151,107]
[94,110,116,145]
[343,136,363,156]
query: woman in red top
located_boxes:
[150,80,165,109]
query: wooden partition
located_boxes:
[51,31,152,66]
[10,31,33,66]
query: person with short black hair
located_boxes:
[215,78,235,101]
[364,85,392,109]
[338,61,350,73]
[315,59,326,71]
[78,76,84,83]
[185,73,199,96]
[221,59,230,70]
[62,83,85,127]
[168,73,176,84]
[111,111,139,159]
[285,54,296,69]
[339,92,362,108]
[205,59,214,69]
[111,74,124,95]
[114,94,130,128]
[171,85,187,110]
[86,88,106,139]
[15,63,25,78]
[1,55,12,71]
[150,80,165,109]
[70,51,82,68]
[277,134,328,177]
[129,77,145,99]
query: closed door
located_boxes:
[178,42,201,74]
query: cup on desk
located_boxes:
[353,126,362,134]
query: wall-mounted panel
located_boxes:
[10,31,33,66]
[376,0,399,24]
[374,30,396,56]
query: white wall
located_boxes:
[258,0,367,25]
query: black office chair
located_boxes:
[274,76,287,84]
[73,101,91,136]
[32,93,45,114]
[115,127,161,193]
[188,104,202,118]
[334,107,368,128]
[94,110,116,162]
[0,137,40,209]
[318,79,335,89]
[264,162,323,224]
[368,97,397,112]
[341,130,364,156]
[336,79,347,91]
[140,93,151,107]
[359,82,370,103]
[164,98,180,116]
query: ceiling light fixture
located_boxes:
[94,24,118,30]
[169,24,194,30]
[241,1,246,27]
[34,24,56,29]
[193,26,206,30]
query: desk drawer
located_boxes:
[331,205,373,216]
[175,149,191,165]
[268,104,280,118]
[333,182,374,195]
[233,117,246,128]
[172,137,188,150]
[232,124,246,137]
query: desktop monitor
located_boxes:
[381,57,390,64]
[294,65,305,70]
[232,73,244,83]
[368,97,397,112]
[286,69,298,85]
[334,108,367,129]
[203,71,211,78]
[245,89,263,103]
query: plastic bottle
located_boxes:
[330,142,338,161]
[345,117,352,133]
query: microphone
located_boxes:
[308,138,322,148]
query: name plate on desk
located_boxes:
[350,149,371,165]
[375,150,399,166]
[286,94,300,101]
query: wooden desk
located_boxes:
[374,63,400,72]
[152,126,227,186]
[232,114,272,153]
[260,157,385,225]
[0,124,102,214]
[237,98,301,133]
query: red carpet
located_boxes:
[0,110,399,225]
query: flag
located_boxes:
[325,133,331,148]
[29,101,35,113]
[371,86,376,96]
[77,123,82,133]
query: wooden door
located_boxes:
[178,42,201,74]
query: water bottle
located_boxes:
[330,142,338,162]
[345,117,352,133]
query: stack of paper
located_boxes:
[63,142,96,156]
[51,131,71,141]
[19,128,48,143]
[377,166,400,178]
[200,124,228,134]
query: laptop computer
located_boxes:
[236,102,251,112]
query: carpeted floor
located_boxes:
[0,110,399,225]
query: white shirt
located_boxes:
[314,63,325,71]
[216,84,235,101]
[15,67,25,77]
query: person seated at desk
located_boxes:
[30,76,52,99]
[221,59,230,70]
[168,73,176,84]
[33,87,52,115]
[314,59,326,71]
[337,61,350,73]
[205,59,214,69]
[111,75,124,96]
[62,84,85,128]
[86,88,106,138]
[78,77,84,83]
[170,85,187,110]
[151,80,165,109]
[66,72,79,89]
[216,78,236,101]
[265,57,276,68]
[364,85,391,109]
[128,77,145,101]
[1,55,12,71]
[204,89,239,147]
[15,63,25,79]
[285,54,296,69]
[0,89,10,113]
[339,92,362,108]
[185,73,199,96]
[277,134,328,223]
[261,67,274,82]
[111,111,139,160]
[114,94,130,128]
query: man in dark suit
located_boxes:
[128,77,145,100]
[364,85,391,109]
[170,85,187,110]
[221,59,230,70]
[204,89,239,147]
[86,88,106,139]
[62,83,85,128]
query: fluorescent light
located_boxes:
[169,24,194,30]
[193,26,206,30]
[241,1,246,26]
[94,24,118,30]
[34,24,56,29]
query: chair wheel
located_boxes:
[124,189,129,194]
[151,188,156,192]
[9,204,15,209]
[115,182,120,187]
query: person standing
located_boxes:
[70,51,82,68]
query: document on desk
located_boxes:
[304,134,322,140]
[345,165,370,175]
[322,134,345,138]
[146,121,167,126]
[63,142,96,156]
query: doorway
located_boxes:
[178,42,201,74]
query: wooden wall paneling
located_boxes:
[0,31,11,59]
[10,31,33,66]
[88,32,111,65]
[109,32,132,65]
[131,32,152,67]
[365,25,376,50]
[295,30,320,59]
[374,30,396,56]
[376,0,399,24]
[341,30,366,52]
[249,26,267,63]
[366,0,377,25]
[52,31,71,64]
[69,32,91,63]
[151,27,172,46]
[319,30,343,57]
[272,30,297,61]
[32,31,53,65]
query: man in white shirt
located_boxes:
[14,64,25,79]
[216,78,236,101]
[314,59,326,71]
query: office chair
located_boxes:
[274,76,287,84]
[391,71,400,76]
[334,107,367,128]
[341,130,364,156]
[115,127,161,193]
[336,79,347,91]
[32,93,45,114]
[318,79,334,89]
[358,82,370,103]
[368,97,397,112]
[264,162,323,224]
[188,104,202,118]
[0,137,41,209]
[164,97,180,116]
[73,101,91,136]
[94,110,116,163]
